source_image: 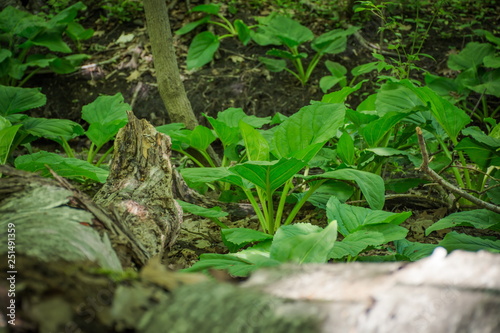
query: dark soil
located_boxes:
[20,0,500,268]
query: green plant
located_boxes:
[1,89,130,183]
[253,14,359,85]
[176,199,229,229]
[353,0,440,80]
[176,3,253,69]
[425,29,500,128]
[100,0,144,23]
[0,85,82,164]
[182,194,413,276]
[372,79,500,207]
[425,209,500,253]
[183,221,338,276]
[158,107,272,169]
[178,101,385,234]
[0,2,93,87]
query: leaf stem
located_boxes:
[243,188,268,233]
[283,180,325,226]
[274,179,294,230]
[96,146,114,167]
[60,137,75,158]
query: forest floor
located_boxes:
[24,0,500,268]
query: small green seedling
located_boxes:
[176,3,253,69]
[0,2,93,86]
[253,15,359,85]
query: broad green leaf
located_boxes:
[24,53,56,68]
[426,210,500,235]
[320,76,345,93]
[235,19,251,45]
[230,158,306,192]
[250,28,282,46]
[462,127,500,148]
[180,166,247,188]
[325,60,347,77]
[320,61,348,92]
[425,73,468,102]
[176,199,228,218]
[330,230,385,259]
[221,228,273,252]
[483,55,500,68]
[301,181,354,209]
[474,29,500,47]
[360,112,410,147]
[156,122,185,132]
[448,42,494,70]
[20,117,83,141]
[239,121,269,161]
[258,57,287,72]
[15,151,108,182]
[467,68,500,97]
[21,25,72,53]
[262,15,314,48]
[271,102,345,159]
[394,239,437,261]
[270,222,337,264]
[184,125,216,151]
[337,132,355,165]
[438,231,500,253]
[184,244,280,277]
[206,116,240,147]
[212,107,270,128]
[190,4,221,15]
[311,26,359,55]
[206,108,269,149]
[187,31,220,69]
[81,93,130,148]
[0,85,46,115]
[346,109,379,127]
[48,1,86,25]
[352,61,378,76]
[0,185,122,271]
[49,54,90,74]
[0,6,32,33]
[0,123,21,164]
[456,137,500,168]
[385,178,429,193]
[326,197,409,236]
[400,80,470,142]
[320,169,385,210]
[65,21,94,41]
[361,223,408,243]
[375,82,426,115]
[0,49,11,63]
[175,17,210,35]
[270,112,288,125]
[321,80,364,103]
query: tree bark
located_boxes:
[143,0,198,130]
[94,111,183,260]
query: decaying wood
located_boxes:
[94,111,183,259]
[1,248,498,332]
[0,165,150,268]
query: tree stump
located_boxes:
[94,111,182,259]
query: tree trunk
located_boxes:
[143,0,198,130]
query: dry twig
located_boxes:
[416,127,500,214]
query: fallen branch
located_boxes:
[416,127,500,214]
